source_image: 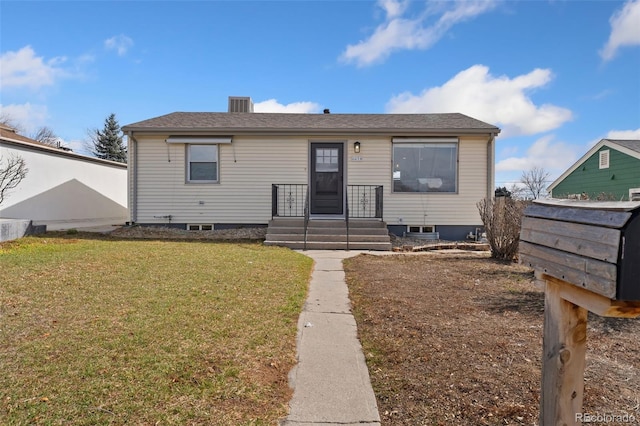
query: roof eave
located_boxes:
[0,137,127,168]
[123,126,500,136]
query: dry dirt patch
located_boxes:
[344,253,640,425]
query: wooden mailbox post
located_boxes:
[519,199,640,426]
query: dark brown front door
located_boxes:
[310,143,343,215]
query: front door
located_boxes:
[310,143,344,215]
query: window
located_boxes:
[630,188,640,201]
[316,148,339,172]
[599,150,610,169]
[408,226,434,233]
[392,138,458,193]
[188,145,218,182]
[188,224,214,231]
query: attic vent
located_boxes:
[228,96,254,113]
[630,188,640,201]
[599,150,610,169]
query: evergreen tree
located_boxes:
[92,113,127,163]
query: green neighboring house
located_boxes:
[548,139,640,201]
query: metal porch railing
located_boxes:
[347,185,383,219]
[272,184,308,218]
[271,184,384,251]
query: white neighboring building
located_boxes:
[0,125,128,230]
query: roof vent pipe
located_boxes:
[323,109,330,114]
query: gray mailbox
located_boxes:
[520,199,640,301]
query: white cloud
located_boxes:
[104,34,134,56]
[495,135,579,173]
[253,99,321,113]
[0,103,49,134]
[60,138,92,155]
[379,0,410,19]
[605,128,640,139]
[585,128,640,148]
[600,0,640,61]
[386,64,573,137]
[340,0,497,67]
[589,89,614,100]
[0,46,68,90]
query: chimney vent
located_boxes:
[323,108,330,114]
[228,96,254,113]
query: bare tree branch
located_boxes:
[520,167,550,200]
[31,126,60,147]
[0,113,25,134]
[0,154,29,205]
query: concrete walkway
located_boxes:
[281,250,381,426]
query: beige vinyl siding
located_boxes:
[128,137,136,223]
[135,135,308,224]
[134,134,489,226]
[347,136,488,226]
[345,137,390,187]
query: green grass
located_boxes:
[0,235,312,425]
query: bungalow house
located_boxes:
[0,125,128,233]
[122,97,500,249]
[548,139,640,201]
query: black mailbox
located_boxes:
[519,200,640,301]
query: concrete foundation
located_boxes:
[0,219,46,242]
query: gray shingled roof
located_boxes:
[605,139,640,154]
[123,112,500,135]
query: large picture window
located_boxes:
[392,138,458,193]
[187,145,218,182]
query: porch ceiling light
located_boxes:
[354,141,361,153]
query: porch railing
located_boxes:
[347,185,384,219]
[303,187,310,250]
[345,190,350,250]
[271,184,384,219]
[272,184,308,218]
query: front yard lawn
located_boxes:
[1,235,312,425]
[345,253,640,425]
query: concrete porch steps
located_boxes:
[265,218,392,251]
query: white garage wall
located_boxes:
[0,140,128,230]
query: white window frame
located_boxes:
[629,188,640,201]
[599,150,610,169]
[187,144,219,183]
[408,225,435,233]
[392,138,459,193]
[187,224,214,231]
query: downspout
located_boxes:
[128,131,138,224]
[487,133,496,200]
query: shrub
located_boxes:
[477,197,527,261]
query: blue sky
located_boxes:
[1,0,639,188]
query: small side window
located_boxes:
[188,145,218,182]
